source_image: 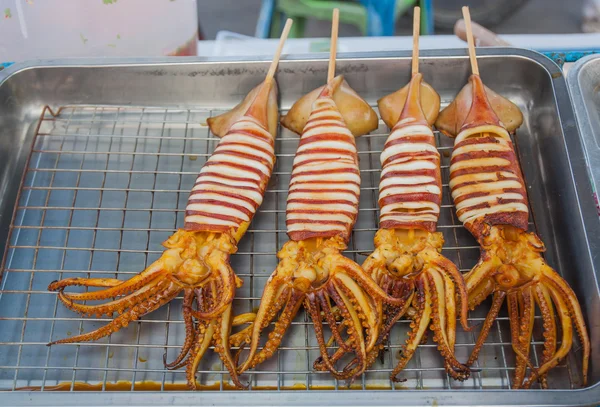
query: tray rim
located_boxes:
[0,47,599,407]
[567,54,600,197]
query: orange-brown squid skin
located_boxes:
[325,73,471,382]
[47,79,278,390]
[437,73,590,388]
[237,76,406,382]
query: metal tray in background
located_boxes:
[0,48,599,406]
[568,54,600,212]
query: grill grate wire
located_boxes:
[0,105,579,392]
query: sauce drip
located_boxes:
[16,380,394,391]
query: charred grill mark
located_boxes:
[192,179,261,193]
[187,199,253,218]
[210,148,274,168]
[291,167,359,177]
[381,151,438,168]
[184,210,245,224]
[450,149,517,165]
[379,192,441,208]
[188,188,260,209]
[202,160,268,180]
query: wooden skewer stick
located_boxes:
[411,6,420,76]
[265,18,294,84]
[328,8,340,84]
[462,6,479,76]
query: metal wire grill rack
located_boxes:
[0,104,580,392]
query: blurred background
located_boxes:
[1,0,599,63]
[197,0,587,39]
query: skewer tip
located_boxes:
[265,18,294,84]
[462,6,480,76]
[328,8,340,84]
[411,6,421,76]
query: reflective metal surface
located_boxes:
[567,54,600,214]
[0,48,599,406]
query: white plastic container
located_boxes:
[0,0,198,62]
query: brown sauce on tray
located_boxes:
[16,381,393,391]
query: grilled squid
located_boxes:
[236,70,406,381]
[362,73,471,381]
[315,9,471,381]
[315,76,470,381]
[436,15,590,388]
[47,21,294,390]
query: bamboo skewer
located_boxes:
[265,18,294,84]
[411,6,421,76]
[328,8,340,84]
[462,6,480,76]
[407,6,421,242]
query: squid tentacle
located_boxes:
[236,276,293,373]
[391,277,430,381]
[56,277,165,318]
[541,273,589,386]
[306,294,349,379]
[377,284,415,345]
[334,272,378,352]
[229,313,257,347]
[533,283,557,389]
[164,289,196,369]
[325,282,367,380]
[467,278,495,312]
[317,291,351,353]
[49,277,123,290]
[427,272,470,381]
[433,254,471,331]
[259,285,291,331]
[467,291,506,367]
[213,304,247,389]
[507,290,536,388]
[522,283,573,389]
[516,286,535,388]
[464,256,501,302]
[186,321,214,390]
[339,260,408,306]
[190,262,236,320]
[313,274,392,375]
[439,269,457,355]
[48,265,167,301]
[506,292,525,387]
[241,289,304,372]
[48,281,180,345]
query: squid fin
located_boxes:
[207,79,279,138]
[281,75,378,137]
[435,74,523,137]
[377,73,440,128]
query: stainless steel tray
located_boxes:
[567,54,600,215]
[0,48,599,406]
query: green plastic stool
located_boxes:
[270,0,368,38]
[268,0,422,38]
